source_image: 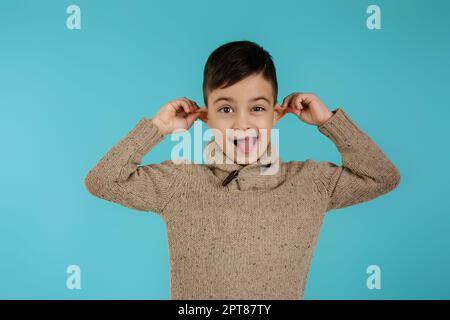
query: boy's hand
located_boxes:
[280,93,333,126]
[151,97,207,135]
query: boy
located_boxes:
[84,40,401,300]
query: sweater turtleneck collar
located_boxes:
[203,139,286,191]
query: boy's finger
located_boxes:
[296,93,314,107]
[187,98,198,111]
[281,93,295,108]
[275,102,288,115]
[179,97,195,110]
[293,95,304,110]
[281,103,295,116]
[180,97,196,112]
[177,100,191,114]
[195,108,208,121]
[192,101,202,112]
[186,112,200,123]
[193,107,208,113]
[283,93,296,106]
[188,99,200,109]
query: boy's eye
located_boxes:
[252,105,266,112]
[218,106,233,113]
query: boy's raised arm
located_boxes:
[314,108,401,212]
[84,98,205,214]
[84,116,181,215]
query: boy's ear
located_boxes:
[273,102,287,125]
[196,106,209,125]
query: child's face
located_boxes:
[204,73,284,164]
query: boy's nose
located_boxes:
[234,113,252,129]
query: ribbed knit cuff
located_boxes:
[129,116,166,153]
[317,108,362,149]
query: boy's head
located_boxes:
[200,40,285,164]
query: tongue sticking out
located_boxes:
[236,137,257,154]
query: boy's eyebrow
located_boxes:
[213,96,271,104]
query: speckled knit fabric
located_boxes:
[84,107,401,300]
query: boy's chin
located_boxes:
[235,154,259,165]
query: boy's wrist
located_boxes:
[150,117,169,136]
[317,108,360,148]
[316,110,335,127]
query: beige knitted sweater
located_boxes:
[84,107,401,300]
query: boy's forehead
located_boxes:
[210,74,274,104]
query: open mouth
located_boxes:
[231,136,258,154]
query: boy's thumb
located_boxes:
[187,112,199,123]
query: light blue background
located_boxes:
[1,0,449,299]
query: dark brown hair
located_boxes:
[202,40,278,106]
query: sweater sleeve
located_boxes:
[84,116,181,215]
[314,107,401,212]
